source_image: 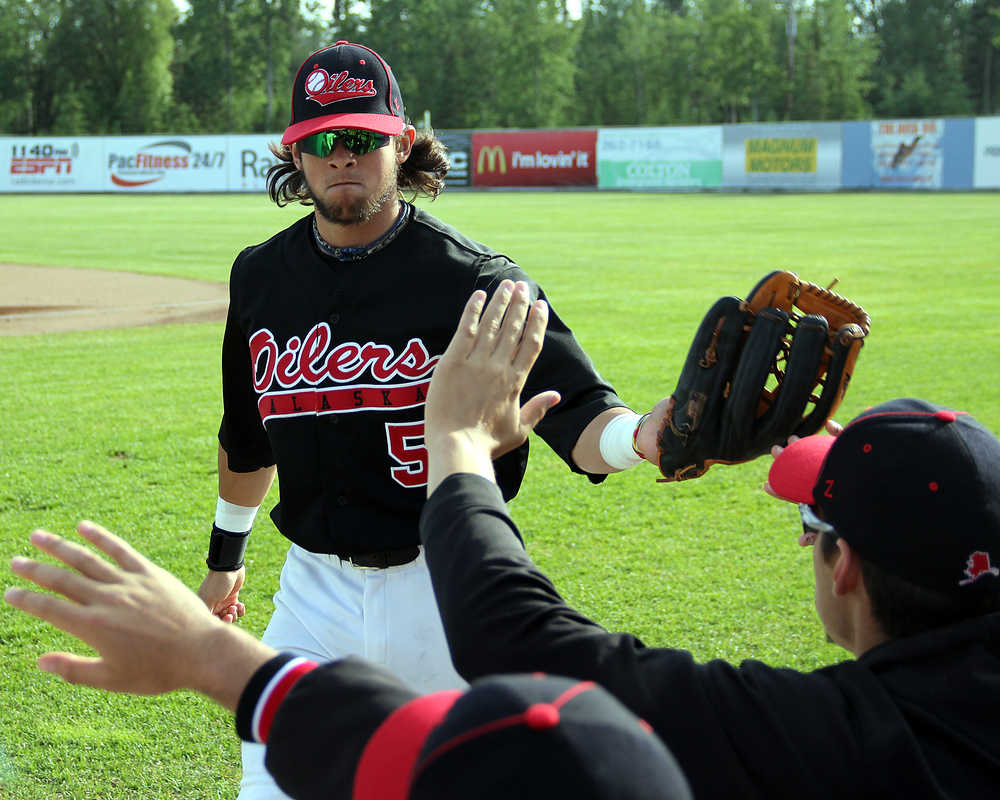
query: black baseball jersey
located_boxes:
[219,205,624,555]
[419,473,1000,800]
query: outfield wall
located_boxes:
[3,117,999,193]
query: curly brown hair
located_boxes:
[265,129,450,207]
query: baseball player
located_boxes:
[196,40,671,799]
[416,285,1000,799]
[6,521,692,800]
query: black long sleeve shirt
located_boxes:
[418,473,1000,800]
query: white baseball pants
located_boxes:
[236,543,465,800]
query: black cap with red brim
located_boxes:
[768,398,1000,595]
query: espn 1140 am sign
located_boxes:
[472,130,597,187]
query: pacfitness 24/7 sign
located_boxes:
[105,138,226,190]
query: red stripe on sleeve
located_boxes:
[254,659,319,743]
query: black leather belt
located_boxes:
[339,545,420,569]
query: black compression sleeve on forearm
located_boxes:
[263,657,420,800]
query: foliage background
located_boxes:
[0,189,998,798]
[2,0,999,137]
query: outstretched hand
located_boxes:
[6,521,273,709]
[424,280,561,495]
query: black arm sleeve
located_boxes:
[261,656,419,800]
[418,474,875,800]
[419,474,680,717]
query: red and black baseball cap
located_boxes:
[281,41,406,145]
[353,672,691,800]
[768,398,1000,595]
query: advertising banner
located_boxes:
[471,130,596,187]
[2,137,104,191]
[104,136,229,191]
[871,119,943,188]
[597,127,722,189]
[2,119,990,193]
[722,123,842,189]
[436,131,472,188]
[974,117,1000,188]
[227,135,283,193]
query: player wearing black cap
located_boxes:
[416,286,1000,799]
[12,286,1000,798]
[195,40,675,800]
[241,658,692,800]
[5,521,692,800]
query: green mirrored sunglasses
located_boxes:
[298,129,392,158]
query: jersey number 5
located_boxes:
[385,421,428,488]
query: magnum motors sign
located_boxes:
[472,130,597,187]
[722,122,842,189]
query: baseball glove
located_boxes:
[656,270,870,482]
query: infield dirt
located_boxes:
[0,263,228,336]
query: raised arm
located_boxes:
[423,279,560,495]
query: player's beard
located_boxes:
[305,171,398,227]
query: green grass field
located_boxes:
[1,190,998,798]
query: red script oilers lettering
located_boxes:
[250,325,438,391]
[249,325,440,428]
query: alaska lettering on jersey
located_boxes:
[249,322,440,423]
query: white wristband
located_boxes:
[598,412,646,470]
[215,497,261,533]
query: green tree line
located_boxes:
[1,0,997,135]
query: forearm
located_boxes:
[570,407,639,474]
[241,656,418,800]
[420,474,616,679]
[419,474,715,745]
[191,624,279,711]
[203,445,271,614]
[218,444,276,506]
[425,431,497,496]
[211,444,274,573]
